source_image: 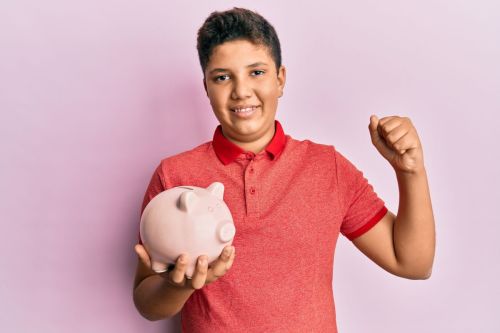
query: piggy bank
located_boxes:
[140,182,236,278]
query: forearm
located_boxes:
[393,167,436,279]
[133,274,195,321]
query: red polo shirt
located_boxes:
[140,120,387,332]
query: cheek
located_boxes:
[258,83,280,103]
[207,87,228,107]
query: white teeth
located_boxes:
[233,106,257,113]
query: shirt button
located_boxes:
[249,187,256,194]
[246,152,254,160]
[249,168,254,174]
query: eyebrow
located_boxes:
[208,62,269,75]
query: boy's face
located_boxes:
[203,39,286,146]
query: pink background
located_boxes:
[2,1,499,332]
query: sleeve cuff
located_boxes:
[344,206,388,241]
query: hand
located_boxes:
[134,244,236,290]
[368,115,424,173]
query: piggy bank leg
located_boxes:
[151,261,167,273]
[185,264,196,280]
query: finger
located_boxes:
[392,131,419,154]
[378,117,403,138]
[368,115,380,137]
[134,244,151,268]
[209,246,234,280]
[378,115,398,126]
[225,248,236,271]
[369,115,393,157]
[169,254,189,285]
[160,263,176,276]
[384,125,410,148]
[190,256,209,290]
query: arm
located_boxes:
[133,244,236,321]
[351,115,435,280]
[133,164,236,319]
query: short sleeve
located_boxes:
[334,149,387,241]
[137,163,166,244]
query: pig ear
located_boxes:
[206,182,224,200]
[178,191,198,212]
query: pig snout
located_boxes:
[217,220,236,243]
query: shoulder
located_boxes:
[159,141,212,167]
[284,135,337,160]
[151,141,216,188]
[285,136,364,179]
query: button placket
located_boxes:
[244,158,258,216]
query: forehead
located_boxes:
[207,39,275,70]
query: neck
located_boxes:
[225,126,276,154]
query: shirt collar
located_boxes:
[212,120,286,165]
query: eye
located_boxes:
[252,70,265,76]
[214,74,230,82]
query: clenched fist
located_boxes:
[369,115,424,173]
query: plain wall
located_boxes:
[1,1,499,332]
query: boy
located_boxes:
[133,7,435,332]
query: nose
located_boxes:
[231,77,252,100]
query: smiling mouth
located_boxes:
[230,106,260,113]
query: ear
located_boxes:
[206,182,224,200]
[277,65,286,98]
[178,191,198,212]
[203,78,208,97]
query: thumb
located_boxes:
[134,244,152,268]
[368,115,393,158]
[368,114,380,138]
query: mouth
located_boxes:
[230,105,260,114]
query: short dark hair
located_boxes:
[196,7,282,75]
